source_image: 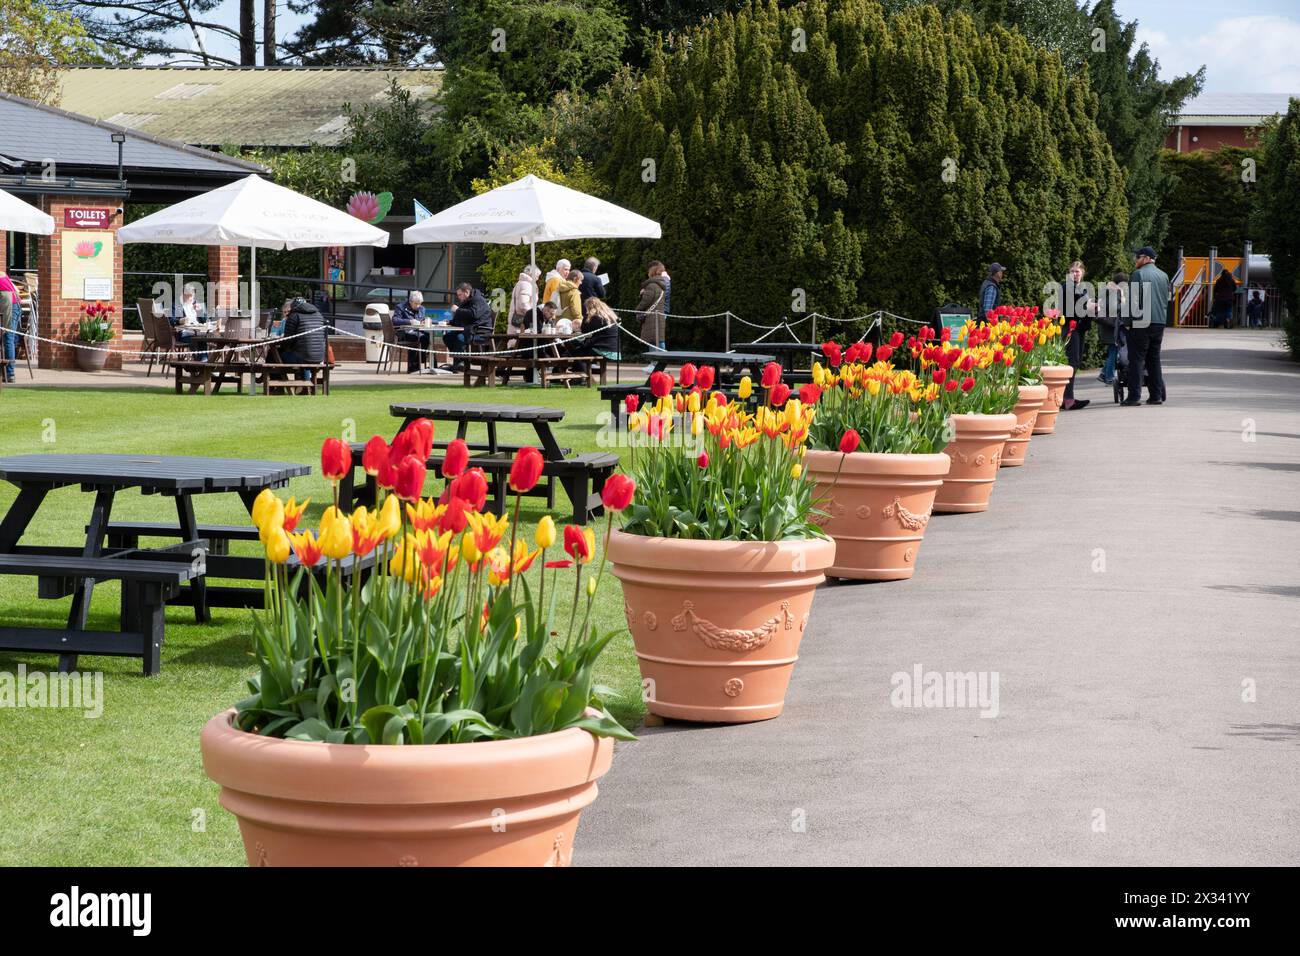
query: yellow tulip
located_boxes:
[263,525,291,564]
[791,463,803,479]
[587,576,597,597]
[317,506,352,560]
[389,534,418,581]
[462,535,480,564]
[251,488,279,530]
[377,493,401,539]
[738,376,753,399]
[536,514,556,549]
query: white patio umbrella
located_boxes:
[117,174,388,321]
[0,187,54,235]
[403,174,660,330]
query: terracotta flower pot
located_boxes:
[75,345,109,372]
[932,413,1017,514]
[1000,384,1048,467]
[608,530,835,723]
[1034,365,1075,434]
[804,449,950,581]
[200,709,613,867]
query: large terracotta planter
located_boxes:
[608,530,835,723]
[1034,365,1075,434]
[200,709,613,867]
[804,449,950,581]
[75,345,109,372]
[1000,384,1048,467]
[932,413,1017,514]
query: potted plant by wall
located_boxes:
[75,301,115,372]
[803,335,950,581]
[925,324,1019,513]
[1033,310,1074,434]
[608,365,835,723]
[200,423,636,867]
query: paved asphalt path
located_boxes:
[580,329,1299,866]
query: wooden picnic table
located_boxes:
[643,349,777,386]
[183,332,284,395]
[463,331,592,388]
[0,454,308,672]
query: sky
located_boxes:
[189,0,1300,94]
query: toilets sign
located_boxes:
[64,207,111,229]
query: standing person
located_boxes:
[555,269,583,323]
[391,290,431,374]
[978,262,1005,318]
[1209,267,1237,328]
[542,259,571,308]
[1095,272,1127,386]
[1246,289,1266,329]
[1122,246,1170,407]
[278,295,327,381]
[509,264,541,333]
[0,272,19,384]
[579,257,606,304]
[1062,260,1093,410]
[442,281,495,373]
[637,260,669,352]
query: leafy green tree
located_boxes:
[1157,147,1257,267]
[1255,101,1300,333]
[284,0,445,64]
[0,0,101,103]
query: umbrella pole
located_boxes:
[251,245,258,324]
[530,241,537,333]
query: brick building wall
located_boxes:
[36,195,125,370]
[207,244,239,309]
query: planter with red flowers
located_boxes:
[920,320,1020,513]
[75,301,116,372]
[201,423,635,867]
[608,366,834,723]
[803,335,951,581]
[1029,310,1074,434]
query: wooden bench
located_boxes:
[0,552,200,675]
[457,450,621,524]
[98,521,260,556]
[598,384,751,421]
[263,362,333,395]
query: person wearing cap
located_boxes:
[979,263,1005,318]
[1123,246,1169,406]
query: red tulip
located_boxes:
[404,418,434,462]
[320,437,350,482]
[449,468,488,512]
[859,342,874,363]
[695,365,716,391]
[961,376,975,392]
[940,327,952,342]
[821,341,842,367]
[697,452,709,469]
[563,524,592,562]
[649,371,673,398]
[545,559,574,569]
[442,437,469,478]
[437,495,469,533]
[889,331,904,348]
[508,446,544,493]
[945,379,958,392]
[679,363,697,387]
[839,429,861,454]
[932,368,946,384]
[876,345,894,362]
[1068,320,1078,332]
[600,473,635,512]
[769,382,791,406]
[393,454,427,502]
[799,383,822,404]
[377,458,398,491]
[624,394,639,414]
[761,362,782,389]
[361,436,389,477]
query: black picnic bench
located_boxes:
[342,402,620,525]
[0,454,310,674]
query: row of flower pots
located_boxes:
[200,307,1078,866]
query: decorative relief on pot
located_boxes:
[949,449,970,464]
[833,502,848,518]
[723,678,744,698]
[254,842,269,867]
[643,611,658,631]
[974,453,986,466]
[1011,421,1032,434]
[545,832,571,868]
[904,547,915,563]
[800,613,809,632]
[882,496,930,531]
[623,603,635,630]
[398,855,419,867]
[990,451,1001,467]
[856,505,871,519]
[671,599,793,651]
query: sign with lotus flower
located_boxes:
[60,230,114,301]
[345,190,393,225]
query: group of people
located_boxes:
[389,285,495,374]
[979,245,1172,408]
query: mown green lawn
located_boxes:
[0,383,640,865]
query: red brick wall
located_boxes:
[1164,124,1260,152]
[36,196,125,370]
[207,244,239,309]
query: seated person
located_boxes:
[566,298,621,371]
[442,282,496,372]
[277,295,327,381]
[391,290,431,374]
[172,290,209,358]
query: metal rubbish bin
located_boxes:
[363,304,389,363]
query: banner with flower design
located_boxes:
[60,230,115,301]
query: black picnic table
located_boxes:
[343,402,618,523]
[732,341,824,370]
[643,350,777,382]
[0,453,308,671]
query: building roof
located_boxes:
[0,91,264,202]
[1174,93,1298,126]
[56,66,443,148]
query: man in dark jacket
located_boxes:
[278,296,327,380]
[443,282,495,371]
[978,262,1005,318]
[579,257,606,304]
